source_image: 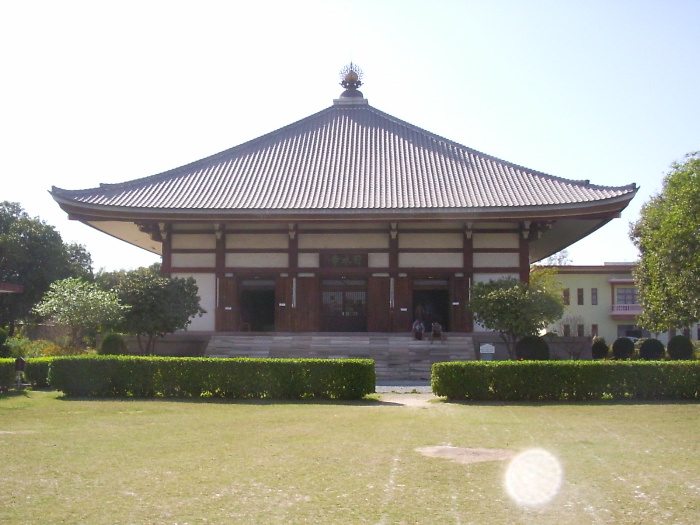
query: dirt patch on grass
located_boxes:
[378,393,436,407]
[416,446,515,464]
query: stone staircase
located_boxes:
[205,333,476,381]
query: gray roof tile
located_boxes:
[52,102,637,214]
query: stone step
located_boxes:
[204,333,475,381]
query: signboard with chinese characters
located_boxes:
[320,253,368,268]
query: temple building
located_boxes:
[52,65,637,337]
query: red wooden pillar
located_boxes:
[519,232,530,284]
[160,222,172,276]
[214,223,226,331]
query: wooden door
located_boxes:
[274,276,292,332]
[320,279,367,332]
[393,276,412,332]
[218,277,239,331]
[367,276,391,332]
[294,275,320,331]
[450,276,472,332]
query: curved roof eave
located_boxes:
[52,189,637,223]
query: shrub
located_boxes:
[48,356,376,400]
[515,335,550,360]
[0,327,9,357]
[591,337,609,359]
[431,361,700,400]
[99,333,128,355]
[667,335,694,360]
[0,358,15,390]
[4,336,77,358]
[612,337,635,359]
[639,338,665,360]
[25,357,53,387]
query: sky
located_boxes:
[2,0,699,271]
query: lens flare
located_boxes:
[505,449,562,506]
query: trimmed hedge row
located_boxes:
[47,356,375,400]
[0,359,14,389]
[25,358,53,387]
[432,361,700,401]
[0,358,53,389]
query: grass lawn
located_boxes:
[1,390,698,524]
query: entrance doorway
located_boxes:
[240,279,275,331]
[321,279,367,332]
[413,284,450,333]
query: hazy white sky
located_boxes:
[2,0,698,271]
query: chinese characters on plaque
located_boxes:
[320,253,368,268]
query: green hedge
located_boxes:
[0,359,14,390]
[25,358,53,387]
[0,357,54,389]
[48,356,375,400]
[432,361,700,401]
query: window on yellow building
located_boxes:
[616,287,638,305]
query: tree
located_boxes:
[114,266,205,354]
[0,202,93,333]
[33,278,128,349]
[630,152,700,333]
[540,249,573,266]
[468,269,565,359]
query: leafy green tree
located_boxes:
[630,152,700,333]
[114,266,205,354]
[0,202,93,333]
[468,269,565,359]
[540,249,572,266]
[33,278,128,349]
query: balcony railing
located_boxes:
[611,304,643,315]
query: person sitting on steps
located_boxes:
[430,321,446,344]
[411,319,425,340]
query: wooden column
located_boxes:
[452,222,474,332]
[519,233,530,283]
[388,223,402,331]
[214,223,226,331]
[159,222,172,276]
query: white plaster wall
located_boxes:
[298,233,388,249]
[226,233,288,249]
[299,223,387,230]
[171,223,212,231]
[399,253,462,268]
[171,253,216,268]
[171,272,216,331]
[171,234,216,250]
[477,222,517,230]
[473,252,520,268]
[298,253,320,268]
[225,253,288,267]
[406,221,463,229]
[399,233,462,249]
[368,253,389,267]
[225,223,283,230]
[473,232,520,249]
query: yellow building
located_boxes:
[547,263,697,344]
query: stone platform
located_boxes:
[205,332,476,381]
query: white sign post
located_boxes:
[479,343,495,361]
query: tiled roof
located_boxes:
[52,99,636,215]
